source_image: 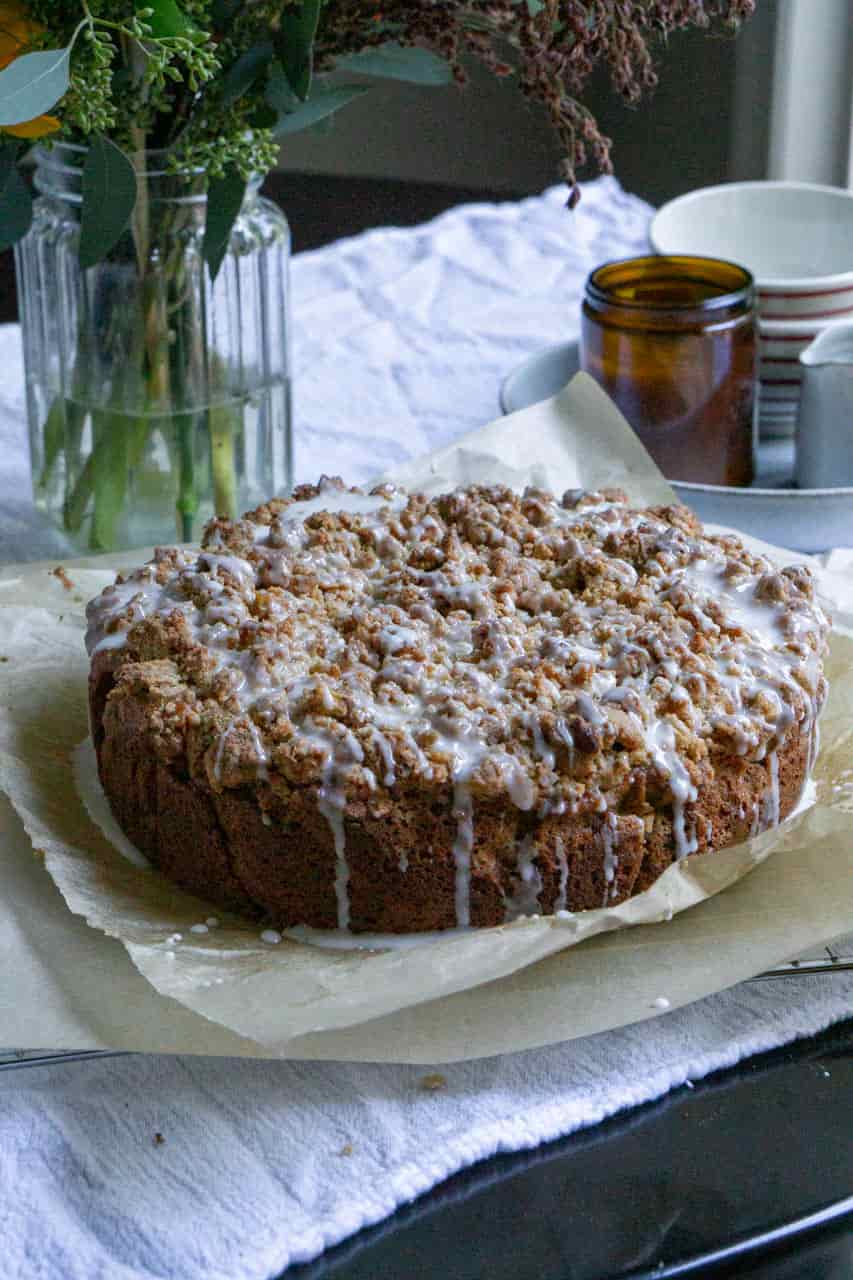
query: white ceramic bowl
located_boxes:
[759,318,822,393]
[759,314,836,337]
[650,182,853,303]
[758,283,853,321]
[757,316,828,421]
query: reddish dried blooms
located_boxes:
[316,1,756,201]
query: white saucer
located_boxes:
[500,342,853,553]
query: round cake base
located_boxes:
[90,653,812,933]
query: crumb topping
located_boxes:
[86,479,829,861]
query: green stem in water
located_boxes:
[174,411,199,541]
[209,399,238,519]
[35,397,65,494]
[89,408,128,551]
[88,408,151,552]
[62,450,93,535]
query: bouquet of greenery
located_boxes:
[0,0,754,551]
[0,0,756,252]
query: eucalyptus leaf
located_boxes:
[266,62,296,115]
[461,14,496,31]
[218,42,274,107]
[0,47,71,127]
[249,101,279,130]
[275,0,322,101]
[203,167,245,283]
[210,0,241,30]
[142,0,195,38]
[526,0,546,14]
[335,43,453,86]
[79,137,137,270]
[111,67,134,96]
[272,84,370,138]
[0,144,32,251]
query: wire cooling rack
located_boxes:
[1,936,851,1074]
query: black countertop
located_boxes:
[284,1018,852,1280]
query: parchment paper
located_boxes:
[0,374,850,1062]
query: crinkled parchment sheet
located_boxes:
[0,374,851,1063]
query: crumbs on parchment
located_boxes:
[50,566,74,592]
[420,1074,447,1093]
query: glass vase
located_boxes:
[15,144,292,553]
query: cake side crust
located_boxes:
[92,656,812,932]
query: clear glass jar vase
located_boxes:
[15,143,292,552]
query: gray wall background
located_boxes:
[279,3,778,206]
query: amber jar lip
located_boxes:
[584,254,755,318]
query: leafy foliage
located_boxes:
[144,0,198,39]
[272,82,369,138]
[0,140,31,250]
[0,1,757,260]
[202,164,246,281]
[0,46,72,126]
[79,134,137,268]
[275,0,322,101]
[335,44,453,86]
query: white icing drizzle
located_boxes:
[602,812,619,903]
[807,718,820,775]
[648,720,698,859]
[213,724,233,786]
[529,715,556,770]
[452,783,475,928]
[371,729,397,788]
[766,750,780,828]
[279,478,406,524]
[213,718,269,784]
[245,720,269,781]
[317,755,350,931]
[504,834,543,920]
[553,836,569,912]
[575,691,606,729]
[92,628,132,654]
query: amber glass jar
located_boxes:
[581,255,757,486]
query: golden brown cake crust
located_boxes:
[86,481,829,933]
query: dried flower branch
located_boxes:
[314,1,757,205]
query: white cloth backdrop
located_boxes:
[0,179,850,1280]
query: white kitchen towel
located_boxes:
[0,973,850,1280]
[0,176,651,564]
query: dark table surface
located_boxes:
[283,1018,853,1280]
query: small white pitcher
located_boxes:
[795,321,853,489]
